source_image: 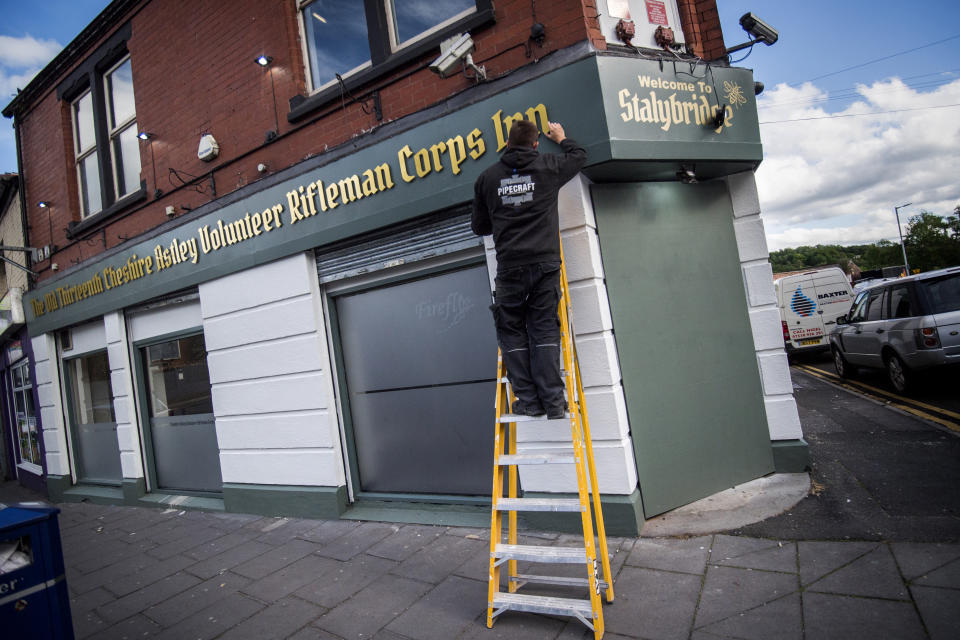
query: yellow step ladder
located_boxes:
[486,254,614,638]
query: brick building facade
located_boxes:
[3,0,803,533]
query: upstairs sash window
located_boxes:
[298,0,483,93]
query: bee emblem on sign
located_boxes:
[723,81,747,108]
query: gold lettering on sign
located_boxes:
[30,100,567,322]
[492,104,550,152]
[618,75,741,134]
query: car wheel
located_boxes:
[832,347,855,378]
[886,353,910,394]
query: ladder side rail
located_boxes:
[557,279,605,636]
[572,339,615,603]
[560,247,615,604]
[487,353,509,628]
[508,402,519,591]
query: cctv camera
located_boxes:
[430,33,476,78]
[739,13,778,46]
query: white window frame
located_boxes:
[104,56,140,201]
[72,89,101,218]
[297,0,481,95]
[384,0,475,52]
[9,358,42,471]
[69,54,140,220]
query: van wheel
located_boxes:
[832,347,855,378]
[886,353,910,394]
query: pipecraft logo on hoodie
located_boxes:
[498,175,536,207]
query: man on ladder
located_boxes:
[471,119,587,419]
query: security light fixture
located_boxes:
[37,201,50,208]
[677,165,697,184]
[429,33,486,81]
[255,55,273,67]
[530,23,546,46]
[725,12,779,55]
[137,131,153,140]
[712,104,728,129]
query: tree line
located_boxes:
[770,207,960,276]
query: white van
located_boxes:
[774,267,854,355]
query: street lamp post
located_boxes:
[894,202,912,276]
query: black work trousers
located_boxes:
[492,261,564,413]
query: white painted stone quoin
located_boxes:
[199,252,345,488]
[727,171,803,441]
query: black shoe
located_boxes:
[512,401,545,417]
[546,402,568,420]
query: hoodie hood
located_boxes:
[500,146,539,170]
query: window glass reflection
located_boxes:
[302,1,371,89]
[79,153,103,216]
[107,59,136,128]
[74,92,96,152]
[392,0,474,45]
[142,334,213,417]
[113,124,140,197]
[67,351,115,425]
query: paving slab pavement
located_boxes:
[3,485,958,640]
[2,367,958,639]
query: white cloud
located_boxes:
[1,34,63,114]
[0,34,62,69]
[0,35,63,170]
[755,77,960,250]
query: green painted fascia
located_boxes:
[25,52,761,338]
[122,477,146,504]
[61,484,125,505]
[222,483,348,520]
[138,493,225,512]
[44,474,72,503]
[342,500,490,528]
[772,439,810,473]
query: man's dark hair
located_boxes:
[507,119,540,148]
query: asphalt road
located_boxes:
[790,350,960,432]
[730,363,960,543]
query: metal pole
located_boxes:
[894,202,911,276]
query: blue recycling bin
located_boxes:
[0,502,74,639]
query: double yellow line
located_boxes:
[794,364,960,433]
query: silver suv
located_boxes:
[829,266,960,393]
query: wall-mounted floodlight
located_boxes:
[726,12,779,55]
[429,33,486,81]
[37,201,50,208]
[677,165,697,184]
[137,131,153,140]
[255,55,273,67]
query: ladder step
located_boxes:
[499,413,570,423]
[500,372,566,383]
[496,498,581,512]
[495,543,585,563]
[499,453,575,465]
[492,592,593,618]
[510,573,609,591]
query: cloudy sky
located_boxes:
[717,0,960,249]
[2,1,959,250]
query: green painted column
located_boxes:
[591,182,774,517]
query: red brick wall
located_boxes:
[17,0,718,281]
[676,0,725,61]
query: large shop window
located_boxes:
[65,350,121,485]
[139,333,221,494]
[71,56,141,219]
[334,263,498,496]
[10,360,41,469]
[292,0,494,118]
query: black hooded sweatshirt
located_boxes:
[471,138,586,270]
